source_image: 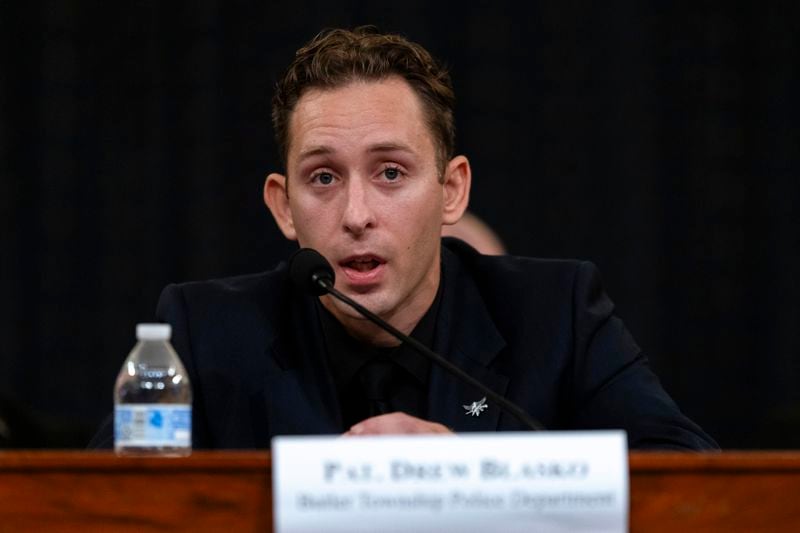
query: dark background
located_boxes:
[1,1,797,449]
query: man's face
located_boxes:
[265,77,469,336]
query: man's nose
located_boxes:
[342,177,375,236]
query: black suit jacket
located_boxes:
[140,238,716,450]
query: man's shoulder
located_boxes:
[157,261,292,326]
[442,237,606,337]
[443,237,589,298]
[170,262,288,298]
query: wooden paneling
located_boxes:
[0,452,271,533]
[629,452,800,532]
[1,451,799,532]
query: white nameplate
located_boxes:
[273,431,628,533]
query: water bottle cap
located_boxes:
[136,323,172,341]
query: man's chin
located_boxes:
[325,290,390,320]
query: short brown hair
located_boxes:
[272,26,456,173]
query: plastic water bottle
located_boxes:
[114,323,192,456]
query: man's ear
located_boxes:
[442,155,472,225]
[263,173,297,241]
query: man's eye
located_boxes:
[383,167,401,181]
[314,172,334,185]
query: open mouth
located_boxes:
[344,257,382,272]
[339,255,386,283]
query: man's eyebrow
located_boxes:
[297,145,334,162]
[367,143,415,155]
[297,143,416,163]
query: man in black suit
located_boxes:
[98,27,716,450]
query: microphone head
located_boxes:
[289,248,335,296]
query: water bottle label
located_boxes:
[115,404,191,448]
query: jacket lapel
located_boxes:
[261,288,342,439]
[427,247,510,432]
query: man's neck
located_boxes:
[320,279,441,348]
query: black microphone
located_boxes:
[289,246,335,296]
[288,248,545,432]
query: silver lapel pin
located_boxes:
[463,397,488,417]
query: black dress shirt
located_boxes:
[318,283,443,430]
